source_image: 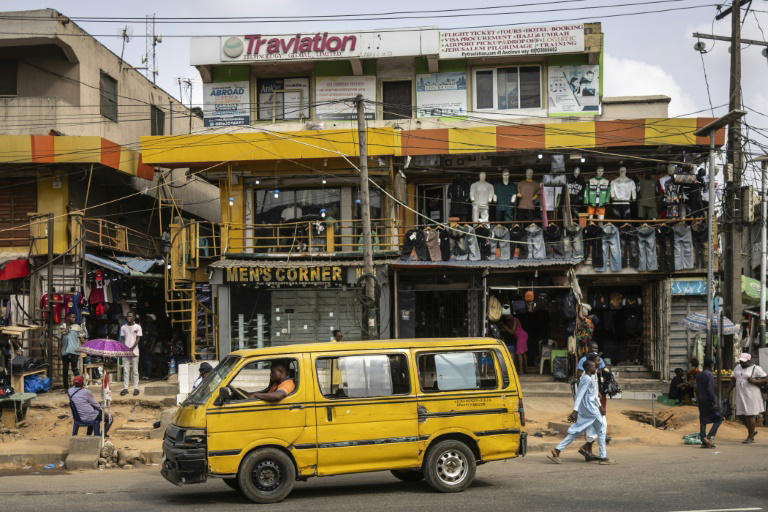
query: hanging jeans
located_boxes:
[526,224,546,259]
[601,223,622,272]
[673,224,694,270]
[450,226,470,260]
[488,225,511,260]
[691,222,707,268]
[543,224,564,258]
[423,228,441,262]
[475,225,492,260]
[510,225,528,258]
[636,226,658,271]
[467,226,481,261]
[401,229,427,261]
[657,225,675,272]
[620,224,640,269]
[583,224,604,268]
[563,225,584,259]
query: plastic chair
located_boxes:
[69,399,101,436]
[549,349,568,374]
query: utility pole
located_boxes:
[46,214,54,380]
[355,95,377,339]
[755,155,768,347]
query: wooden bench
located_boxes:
[10,368,48,394]
[0,392,36,428]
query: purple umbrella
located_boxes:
[78,338,133,358]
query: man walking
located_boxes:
[120,312,142,396]
[61,312,85,389]
[696,357,722,448]
[548,359,614,464]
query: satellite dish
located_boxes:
[693,41,706,53]
[762,47,768,59]
[154,34,163,44]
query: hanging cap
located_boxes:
[738,353,752,362]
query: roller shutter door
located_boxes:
[669,294,707,378]
[0,179,36,247]
[270,288,362,345]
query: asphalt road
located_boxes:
[3,443,767,512]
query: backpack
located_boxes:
[599,369,621,398]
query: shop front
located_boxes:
[211,260,390,355]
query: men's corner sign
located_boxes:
[203,81,250,127]
[439,24,584,58]
[226,266,344,286]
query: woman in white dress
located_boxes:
[728,353,768,444]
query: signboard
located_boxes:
[226,266,345,286]
[202,81,250,127]
[547,65,600,116]
[671,279,706,296]
[439,24,584,59]
[315,76,376,120]
[217,30,427,62]
[416,72,468,117]
[257,77,310,120]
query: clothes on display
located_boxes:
[475,225,492,260]
[401,229,427,261]
[672,223,694,270]
[543,224,564,258]
[564,224,584,259]
[600,223,622,272]
[470,173,495,223]
[583,223,604,268]
[489,225,511,260]
[660,174,681,219]
[585,176,610,218]
[656,224,675,272]
[637,176,658,219]
[64,292,85,323]
[690,221,707,268]
[516,178,539,220]
[609,174,636,220]
[568,173,586,216]
[636,225,658,271]
[542,174,567,212]
[525,224,546,259]
[448,179,472,220]
[493,181,517,221]
[41,293,64,324]
[510,224,528,259]
[438,229,452,261]
[423,228,442,262]
[619,224,639,269]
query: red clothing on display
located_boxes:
[40,293,64,324]
[89,269,106,305]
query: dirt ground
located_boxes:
[524,396,761,446]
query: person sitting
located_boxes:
[192,362,212,391]
[669,368,694,404]
[248,361,295,402]
[68,375,112,435]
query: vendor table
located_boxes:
[10,368,47,394]
[0,392,36,428]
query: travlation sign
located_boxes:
[439,24,584,58]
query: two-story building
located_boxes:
[0,9,221,380]
[142,23,724,379]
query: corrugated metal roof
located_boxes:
[391,258,581,269]
[114,256,164,273]
[209,258,394,269]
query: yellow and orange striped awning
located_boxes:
[140,117,724,166]
[0,135,154,180]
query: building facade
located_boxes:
[143,23,724,378]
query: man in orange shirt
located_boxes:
[248,361,295,402]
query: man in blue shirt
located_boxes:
[576,342,606,377]
[68,375,112,434]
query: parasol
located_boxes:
[682,311,740,336]
[77,338,133,357]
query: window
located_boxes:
[184,356,240,405]
[99,71,118,121]
[0,60,18,96]
[257,77,310,121]
[382,81,412,120]
[418,350,498,392]
[316,354,410,398]
[473,66,541,111]
[254,188,341,224]
[492,348,510,388]
[228,358,299,399]
[150,105,165,135]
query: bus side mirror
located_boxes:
[214,386,231,406]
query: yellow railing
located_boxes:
[82,218,159,257]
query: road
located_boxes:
[2,443,767,512]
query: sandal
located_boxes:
[547,449,562,464]
[578,448,595,461]
[701,438,714,448]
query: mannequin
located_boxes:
[493,170,517,221]
[470,171,495,223]
[609,166,636,219]
[637,170,658,219]
[516,168,540,221]
[660,164,681,218]
[568,167,586,218]
[584,166,610,220]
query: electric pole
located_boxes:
[723,0,744,344]
[355,95,377,339]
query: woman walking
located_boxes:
[729,353,768,444]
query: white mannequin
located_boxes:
[470,171,495,222]
[574,167,581,178]
[610,165,636,219]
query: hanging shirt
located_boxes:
[89,270,106,305]
[609,177,637,204]
[584,178,610,206]
[41,293,64,324]
[64,292,85,323]
[637,178,658,208]
[568,175,586,206]
[493,182,517,207]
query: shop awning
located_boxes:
[85,254,164,279]
[742,275,764,306]
[114,256,164,273]
[209,258,393,268]
[391,258,582,269]
[0,259,30,280]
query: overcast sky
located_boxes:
[4,1,767,125]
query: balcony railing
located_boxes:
[82,218,159,257]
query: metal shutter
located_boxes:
[0,179,36,247]
[270,288,362,345]
[669,294,707,378]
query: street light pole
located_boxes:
[694,110,746,358]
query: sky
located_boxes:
[3,0,768,168]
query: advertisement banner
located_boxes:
[203,81,250,127]
[439,24,584,59]
[416,72,468,118]
[547,65,600,116]
[315,76,376,120]
[257,77,310,121]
